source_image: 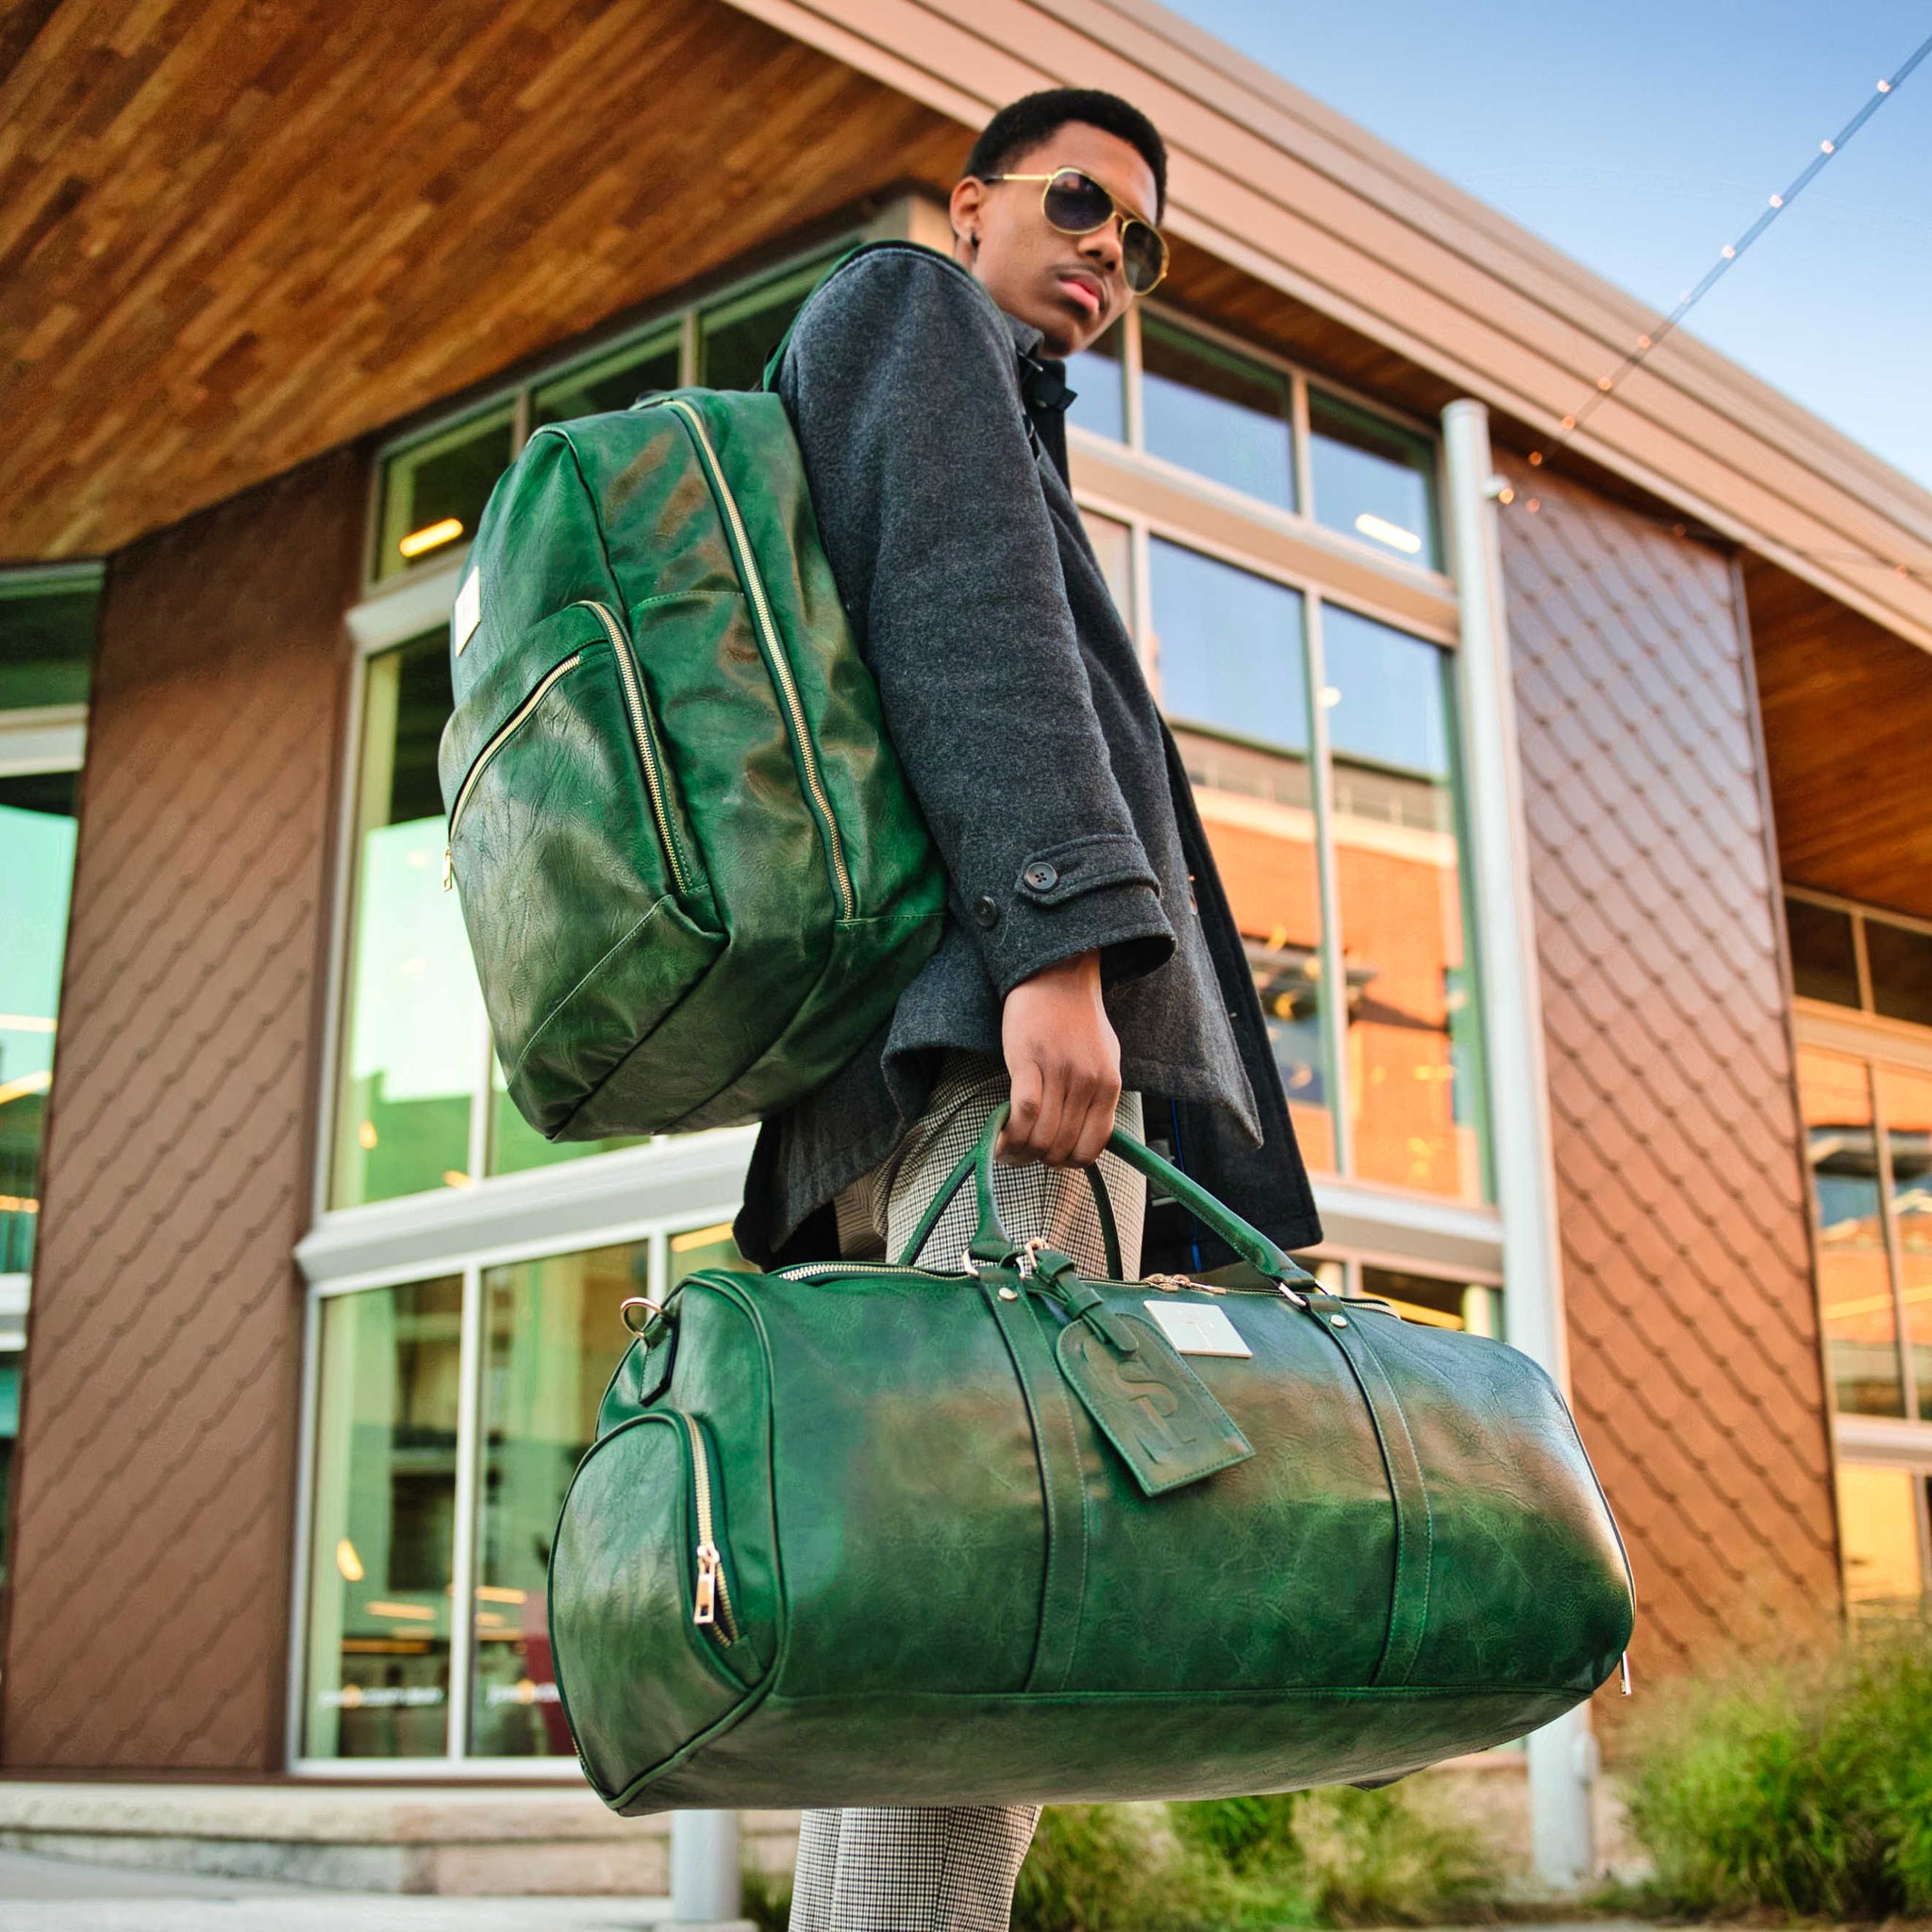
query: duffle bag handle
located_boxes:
[893,1103,1317,1296]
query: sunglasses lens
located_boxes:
[1121,222,1166,293]
[1041,171,1113,235]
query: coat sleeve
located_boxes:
[779,249,1174,997]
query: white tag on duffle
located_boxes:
[1143,1299,1251,1357]
[453,569,482,655]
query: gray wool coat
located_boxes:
[734,243,1321,1270]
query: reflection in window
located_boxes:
[1148,540,1330,1166]
[332,636,479,1208]
[669,1220,753,1286]
[1308,390,1439,568]
[1141,315,1294,510]
[0,771,77,1277]
[1065,324,1124,441]
[0,567,99,710]
[534,334,680,426]
[699,260,830,392]
[1880,1066,1932,1417]
[1798,1048,1901,1416]
[1324,605,1483,1201]
[1869,921,1932,1030]
[1836,1463,1925,1621]
[304,1277,462,1759]
[471,1244,640,1757]
[1786,895,1860,1008]
[1077,508,1134,632]
[374,408,516,581]
[1360,1264,1499,1338]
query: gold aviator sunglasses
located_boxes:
[980,167,1169,295]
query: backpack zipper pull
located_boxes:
[694,1542,722,1626]
[441,845,454,891]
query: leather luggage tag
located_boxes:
[1055,1311,1254,1498]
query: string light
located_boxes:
[1525,30,1932,469]
[1509,28,1932,591]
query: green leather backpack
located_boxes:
[549,1109,1635,1813]
[437,378,946,1140]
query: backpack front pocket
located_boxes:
[442,608,724,1135]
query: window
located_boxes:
[1141,312,1295,510]
[1362,1264,1500,1337]
[1140,536,1486,1201]
[1786,889,1932,1025]
[1308,389,1439,568]
[369,246,844,592]
[298,1221,749,1765]
[0,565,97,1591]
[1064,322,1124,442]
[1836,1463,1930,1624]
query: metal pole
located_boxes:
[1440,399,1596,1888]
[670,1809,744,1927]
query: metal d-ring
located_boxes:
[620,1295,666,1336]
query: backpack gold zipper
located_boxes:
[659,396,855,920]
[582,600,691,897]
[682,1413,741,1642]
[443,651,583,889]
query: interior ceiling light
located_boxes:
[335,1539,365,1582]
[399,517,464,558]
[1353,512,1423,555]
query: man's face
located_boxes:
[949,123,1159,358]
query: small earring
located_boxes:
[970,232,981,254]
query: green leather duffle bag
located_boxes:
[549,1108,1635,1813]
[436,387,945,1140]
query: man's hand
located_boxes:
[998,950,1122,1168]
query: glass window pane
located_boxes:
[1324,605,1484,1202]
[471,1242,641,1757]
[1879,1065,1932,1419]
[487,1058,645,1177]
[1797,1048,1902,1416]
[303,1276,462,1759]
[1308,389,1439,569]
[1786,896,1860,1008]
[1148,539,1331,1168]
[1077,508,1134,631]
[1065,323,1124,441]
[1360,1265,1485,1332]
[1141,314,1294,510]
[331,636,481,1208]
[534,334,680,427]
[1867,919,1932,1029]
[0,770,77,1277]
[0,571,99,710]
[669,1219,752,1285]
[699,260,830,393]
[374,407,515,582]
[1836,1463,1924,1620]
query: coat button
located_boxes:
[974,896,1000,928]
[1022,861,1058,891]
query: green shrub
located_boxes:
[741,1859,792,1932]
[1625,1617,1932,1920]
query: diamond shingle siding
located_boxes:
[1499,460,1840,1674]
[2,449,358,1770]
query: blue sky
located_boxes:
[1159,2,1932,492]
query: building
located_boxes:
[3,0,1930,1890]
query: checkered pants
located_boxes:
[793,1053,1145,1932]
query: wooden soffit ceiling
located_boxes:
[719,0,1932,655]
[0,0,965,558]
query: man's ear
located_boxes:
[948,176,986,269]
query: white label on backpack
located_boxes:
[1143,1300,1251,1358]
[453,569,482,655]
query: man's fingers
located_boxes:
[999,1057,1044,1162]
[1069,1084,1118,1168]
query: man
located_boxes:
[738,87,1321,1932]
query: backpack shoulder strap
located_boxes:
[758,241,984,391]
